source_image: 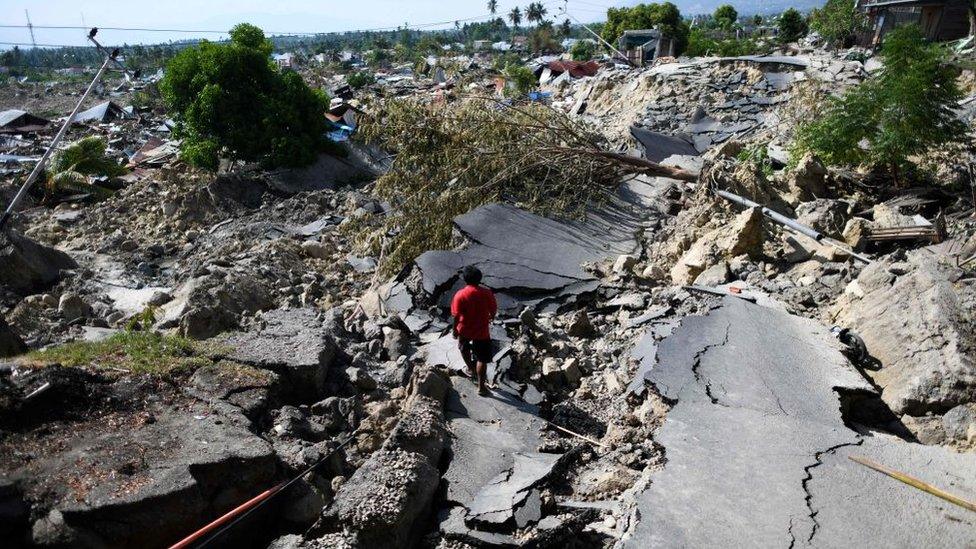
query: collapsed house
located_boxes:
[0,110,50,133]
[857,0,972,44]
[618,29,676,67]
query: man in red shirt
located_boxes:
[451,265,497,396]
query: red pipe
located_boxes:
[168,482,286,549]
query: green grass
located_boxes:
[24,331,210,375]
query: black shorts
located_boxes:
[458,338,493,364]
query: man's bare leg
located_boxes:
[461,354,477,379]
[476,360,489,395]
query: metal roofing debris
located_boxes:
[547,60,600,79]
[73,100,133,123]
[0,109,50,131]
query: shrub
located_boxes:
[686,28,763,57]
[347,71,375,89]
[809,0,867,48]
[778,8,809,44]
[503,63,537,97]
[160,23,331,170]
[570,40,597,61]
[792,25,966,180]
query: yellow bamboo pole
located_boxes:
[848,455,976,513]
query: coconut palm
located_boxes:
[508,7,522,29]
[488,0,498,15]
[526,2,548,26]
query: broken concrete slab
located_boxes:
[412,196,646,315]
[795,431,976,547]
[313,368,449,548]
[220,308,337,400]
[623,297,975,548]
[630,126,698,163]
[3,398,276,548]
[465,452,560,528]
[440,378,560,539]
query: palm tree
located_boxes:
[488,0,498,15]
[526,2,548,26]
[508,7,522,29]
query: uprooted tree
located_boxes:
[160,23,332,170]
[354,96,694,275]
[792,25,966,181]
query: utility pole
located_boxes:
[25,10,36,48]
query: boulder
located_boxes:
[843,217,874,252]
[832,252,975,415]
[302,240,331,260]
[566,310,597,338]
[57,293,92,320]
[693,261,731,286]
[942,403,976,448]
[0,230,76,295]
[795,199,851,237]
[786,152,827,199]
[0,316,26,357]
[613,254,638,274]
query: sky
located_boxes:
[0,0,822,49]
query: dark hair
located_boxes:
[461,265,483,285]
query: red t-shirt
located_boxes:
[451,284,497,340]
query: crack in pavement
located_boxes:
[690,321,732,406]
[790,438,864,547]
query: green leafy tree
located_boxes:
[809,0,867,47]
[601,3,690,56]
[508,7,523,30]
[713,5,738,30]
[778,8,808,44]
[753,15,763,26]
[792,25,966,181]
[160,23,331,169]
[571,40,597,60]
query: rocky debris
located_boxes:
[670,206,764,284]
[622,296,975,547]
[220,308,338,400]
[831,249,976,417]
[309,368,449,548]
[0,230,77,295]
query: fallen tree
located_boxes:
[356,95,694,275]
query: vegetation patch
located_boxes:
[792,25,966,180]
[23,331,210,375]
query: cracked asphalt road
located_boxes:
[623,297,976,548]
